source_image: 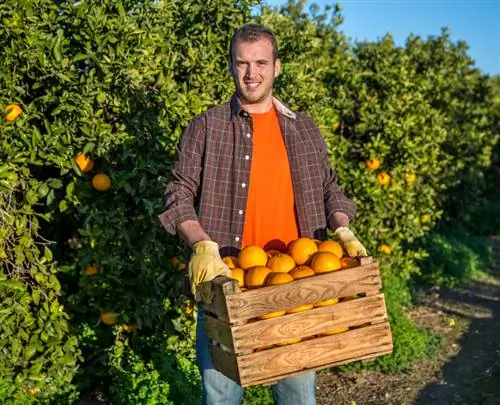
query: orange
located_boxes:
[258,272,293,319]
[245,266,271,288]
[75,153,94,173]
[405,173,416,184]
[286,303,313,314]
[100,312,118,325]
[312,239,322,246]
[366,158,381,171]
[4,104,22,122]
[340,257,360,269]
[275,337,302,346]
[289,265,316,279]
[230,267,245,288]
[318,240,343,258]
[222,256,239,269]
[84,265,99,276]
[92,173,111,191]
[377,172,391,186]
[267,253,295,273]
[320,326,349,336]
[265,272,294,285]
[288,237,318,265]
[171,256,186,270]
[310,251,341,274]
[313,297,339,307]
[123,324,137,333]
[380,244,391,254]
[238,245,268,270]
[266,249,282,259]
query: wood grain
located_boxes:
[225,263,381,322]
[230,294,388,351]
[237,322,393,385]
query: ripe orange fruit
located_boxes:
[171,256,186,270]
[314,297,339,307]
[266,249,282,259]
[230,267,245,288]
[238,245,268,270]
[366,158,381,171]
[318,240,343,258]
[84,265,99,276]
[340,257,360,269]
[289,265,316,279]
[289,237,318,265]
[222,256,239,269]
[321,326,349,336]
[100,312,118,325]
[312,239,322,246]
[267,253,295,273]
[4,104,22,122]
[380,244,391,254]
[286,303,313,314]
[310,251,341,274]
[245,266,271,288]
[92,173,111,191]
[405,173,416,184]
[377,172,391,186]
[75,153,94,173]
[123,324,137,332]
[276,337,302,346]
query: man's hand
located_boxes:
[334,227,367,257]
[188,241,231,302]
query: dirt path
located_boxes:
[317,236,500,405]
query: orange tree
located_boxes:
[0,0,254,402]
[259,0,498,373]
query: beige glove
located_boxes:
[334,227,367,257]
[188,241,231,302]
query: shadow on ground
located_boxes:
[414,237,500,405]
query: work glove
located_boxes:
[334,227,367,257]
[188,241,231,302]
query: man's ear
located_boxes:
[274,58,281,78]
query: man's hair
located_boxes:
[229,23,279,63]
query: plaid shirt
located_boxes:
[159,94,356,256]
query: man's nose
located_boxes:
[245,63,257,78]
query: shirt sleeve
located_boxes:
[309,118,356,227]
[158,115,206,235]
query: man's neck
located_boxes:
[239,96,273,114]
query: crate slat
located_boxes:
[225,263,381,322]
[226,294,387,351]
[236,322,392,386]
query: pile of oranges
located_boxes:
[224,237,360,291]
[223,237,363,345]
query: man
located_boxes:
[159,23,367,405]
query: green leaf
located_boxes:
[59,200,68,212]
[0,279,25,291]
[44,247,53,261]
[48,178,63,189]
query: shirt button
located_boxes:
[246,133,251,138]
[241,183,246,188]
[244,155,250,160]
[238,210,243,215]
[235,236,240,242]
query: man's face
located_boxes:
[231,37,281,111]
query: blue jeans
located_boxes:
[196,309,316,405]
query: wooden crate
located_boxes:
[199,257,393,387]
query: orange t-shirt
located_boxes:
[241,106,299,252]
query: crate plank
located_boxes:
[228,294,387,351]
[225,263,381,322]
[244,349,392,387]
[199,276,239,322]
[209,344,240,383]
[237,322,392,385]
[204,315,235,350]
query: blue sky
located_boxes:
[262,0,500,75]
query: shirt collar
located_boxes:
[230,93,296,121]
